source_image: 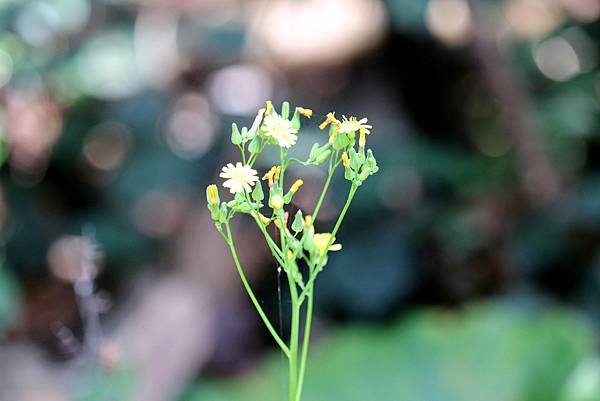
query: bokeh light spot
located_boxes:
[208,64,273,116]
[534,36,580,81]
[425,0,472,47]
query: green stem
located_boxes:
[311,169,333,222]
[225,223,291,358]
[288,268,300,401]
[295,283,314,401]
[331,184,357,239]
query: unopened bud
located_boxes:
[271,194,284,210]
[206,184,219,206]
[342,152,350,169]
[290,179,304,194]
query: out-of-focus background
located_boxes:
[1,0,600,400]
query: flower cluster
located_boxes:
[205,101,378,401]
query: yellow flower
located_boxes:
[206,184,219,206]
[262,114,298,148]
[319,112,339,130]
[341,152,350,169]
[290,179,304,194]
[313,233,341,255]
[262,165,281,188]
[271,194,284,210]
[219,162,259,194]
[337,116,372,135]
[296,107,313,118]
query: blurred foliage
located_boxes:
[0,264,19,336]
[73,365,135,401]
[182,302,600,401]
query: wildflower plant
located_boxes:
[206,101,378,401]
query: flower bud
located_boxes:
[290,179,304,194]
[271,194,284,210]
[304,215,312,227]
[206,184,219,206]
[342,152,350,169]
[251,211,271,226]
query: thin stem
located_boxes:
[250,213,285,266]
[225,223,291,358]
[311,170,333,222]
[331,184,357,239]
[295,283,314,401]
[287,267,300,401]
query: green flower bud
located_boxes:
[281,101,290,119]
[231,123,242,145]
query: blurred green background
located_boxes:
[1,0,600,400]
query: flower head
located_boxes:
[313,233,341,255]
[337,116,372,135]
[262,114,298,148]
[219,162,259,194]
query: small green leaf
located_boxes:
[292,210,304,233]
[291,111,301,130]
[252,181,264,201]
[249,136,260,154]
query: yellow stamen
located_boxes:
[342,152,350,169]
[290,179,304,194]
[296,107,313,118]
[359,129,366,148]
[319,112,338,130]
[287,250,294,261]
[266,100,273,113]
